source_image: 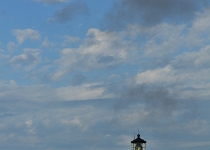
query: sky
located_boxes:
[0,0,210,149]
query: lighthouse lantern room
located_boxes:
[131,133,146,150]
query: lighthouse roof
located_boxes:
[131,134,147,144]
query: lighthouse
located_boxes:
[131,133,147,150]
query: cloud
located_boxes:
[0,53,9,59]
[136,65,176,85]
[186,8,210,46]
[0,85,115,149]
[51,15,208,81]
[51,28,137,80]
[0,79,113,103]
[122,8,210,68]
[9,79,16,85]
[2,1,210,150]
[12,28,40,44]
[0,82,56,102]
[115,84,177,120]
[62,35,80,46]
[9,48,41,71]
[124,23,186,67]
[111,8,210,131]
[33,0,68,5]
[25,119,33,128]
[105,0,210,28]
[70,73,87,85]
[56,83,114,101]
[136,64,210,101]
[7,41,18,52]
[172,46,210,70]
[49,2,88,23]
[41,37,54,47]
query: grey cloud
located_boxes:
[111,83,210,141]
[105,0,210,29]
[115,84,178,123]
[52,2,88,23]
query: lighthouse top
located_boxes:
[131,134,147,144]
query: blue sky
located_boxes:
[0,0,210,149]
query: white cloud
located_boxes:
[56,83,114,101]
[136,65,176,84]
[25,120,33,127]
[126,23,185,57]
[136,67,210,100]
[50,19,210,81]
[12,28,40,44]
[84,28,129,57]
[172,46,210,69]
[3,78,106,103]
[52,28,137,80]
[61,117,83,129]
[185,8,210,47]
[9,79,16,85]
[189,8,210,36]
[135,45,210,100]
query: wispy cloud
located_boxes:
[41,37,54,47]
[9,48,41,71]
[48,2,88,23]
[12,28,40,45]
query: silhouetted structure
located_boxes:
[131,133,146,150]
